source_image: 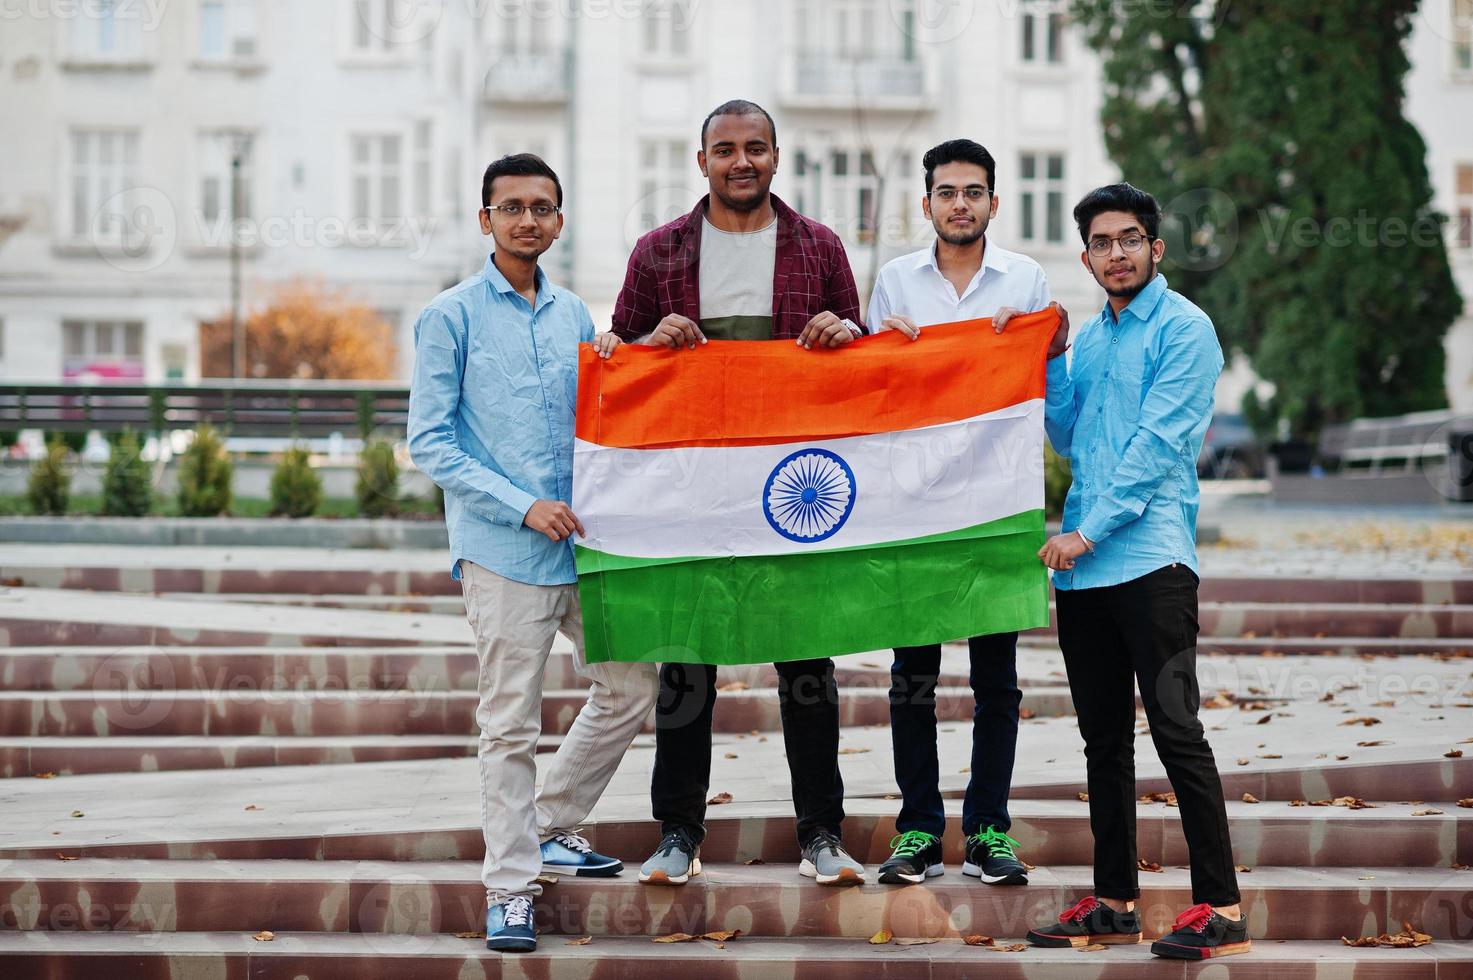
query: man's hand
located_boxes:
[647,314,706,350]
[994,302,1070,359]
[591,332,622,360]
[524,500,586,542]
[797,311,858,349]
[1038,531,1090,571]
[878,314,921,341]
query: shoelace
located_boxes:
[807,829,844,857]
[974,827,1022,859]
[888,830,937,857]
[552,832,592,854]
[1172,903,1215,934]
[1060,895,1100,923]
[654,829,695,857]
[502,895,534,929]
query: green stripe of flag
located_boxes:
[576,509,1048,666]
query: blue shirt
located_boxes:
[407,254,593,585]
[1044,274,1223,590]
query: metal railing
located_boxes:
[0,381,411,438]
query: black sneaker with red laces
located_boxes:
[1150,903,1252,959]
[1026,895,1143,948]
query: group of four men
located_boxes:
[407,98,1248,960]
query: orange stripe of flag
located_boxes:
[576,307,1059,450]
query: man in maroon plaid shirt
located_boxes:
[614,100,869,889]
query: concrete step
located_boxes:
[0,616,429,649]
[1,932,1466,980]
[0,686,1080,738]
[0,859,1466,941]
[5,803,1464,870]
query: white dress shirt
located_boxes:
[867,237,1051,329]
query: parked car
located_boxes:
[1198,413,1266,479]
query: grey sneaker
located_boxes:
[798,828,865,886]
[638,828,702,885]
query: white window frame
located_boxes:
[346,130,406,230]
[1018,151,1067,246]
[641,0,692,59]
[65,128,143,249]
[65,0,147,64]
[194,131,256,244]
[634,136,696,234]
[1455,162,1473,251]
[341,0,419,63]
[62,320,145,376]
[1019,2,1066,66]
[197,0,261,64]
[1454,0,1473,79]
[795,0,910,61]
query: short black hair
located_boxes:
[700,99,776,151]
[481,153,563,209]
[1073,182,1161,245]
[922,139,996,194]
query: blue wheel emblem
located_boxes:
[762,448,856,543]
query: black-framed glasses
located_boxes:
[1087,233,1152,257]
[483,204,560,219]
[930,186,991,203]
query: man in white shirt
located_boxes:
[868,138,1067,889]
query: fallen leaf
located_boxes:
[707,792,733,805]
[454,931,485,939]
[1341,935,1379,947]
[1137,859,1163,873]
[70,811,84,818]
[1255,714,1273,725]
[244,804,262,811]
[716,682,749,692]
[702,930,742,942]
[653,933,697,943]
[1289,800,1307,807]
[1076,792,1089,802]
[897,937,940,946]
[745,858,766,865]
[566,936,592,946]
[1138,791,1177,806]
[869,930,893,945]
[724,753,739,759]
[1241,793,1260,804]
[33,772,57,779]
[1447,750,1464,759]
[55,853,78,861]
[1356,741,1389,747]
[1412,808,1445,816]
[535,874,559,885]
[1235,864,1253,873]
[1335,754,1350,760]
[1019,708,1037,720]
[1341,923,1432,948]
[1341,717,1382,727]
[252,931,275,942]
[1236,758,1250,766]
[964,935,995,946]
[985,943,1028,952]
[1457,800,1472,808]
[1078,943,1108,952]
[837,748,871,755]
[1258,754,1282,760]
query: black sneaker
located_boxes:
[1026,896,1143,948]
[961,826,1027,885]
[876,830,944,885]
[1150,903,1251,959]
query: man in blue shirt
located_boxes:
[1021,184,1248,960]
[408,154,658,954]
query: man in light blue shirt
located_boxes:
[407,154,657,955]
[1024,183,1248,960]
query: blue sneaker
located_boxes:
[540,831,623,878]
[485,894,536,953]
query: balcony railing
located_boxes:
[782,53,929,108]
[483,50,571,104]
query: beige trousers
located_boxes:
[458,559,658,905]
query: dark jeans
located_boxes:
[889,632,1021,838]
[1056,563,1240,906]
[651,658,845,847]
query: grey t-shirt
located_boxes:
[698,216,776,341]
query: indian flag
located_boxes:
[573,308,1059,666]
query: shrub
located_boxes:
[270,446,322,518]
[27,438,71,515]
[101,428,153,517]
[356,439,400,518]
[177,424,233,517]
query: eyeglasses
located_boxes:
[930,186,991,203]
[483,204,560,219]
[1087,233,1152,257]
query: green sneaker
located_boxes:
[962,826,1027,885]
[876,830,944,885]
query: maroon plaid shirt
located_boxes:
[611,193,864,342]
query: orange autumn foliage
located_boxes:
[201,282,396,380]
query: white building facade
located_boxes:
[0,0,1468,412]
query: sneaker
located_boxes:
[1150,903,1251,959]
[540,831,623,878]
[876,830,944,885]
[798,828,866,886]
[638,827,702,885]
[1026,895,1143,948]
[961,826,1028,885]
[485,894,536,953]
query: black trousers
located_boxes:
[1055,564,1241,906]
[650,658,845,846]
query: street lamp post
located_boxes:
[230,145,244,379]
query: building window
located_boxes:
[68,129,142,246]
[1019,152,1066,244]
[348,0,424,54]
[497,5,550,55]
[200,0,259,61]
[63,321,145,381]
[792,146,880,246]
[796,0,913,60]
[636,138,692,232]
[1456,163,1472,249]
[349,134,403,225]
[1021,3,1065,64]
[1455,0,1473,73]
[70,0,143,60]
[197,132,255,225]
[643,0,690,57]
